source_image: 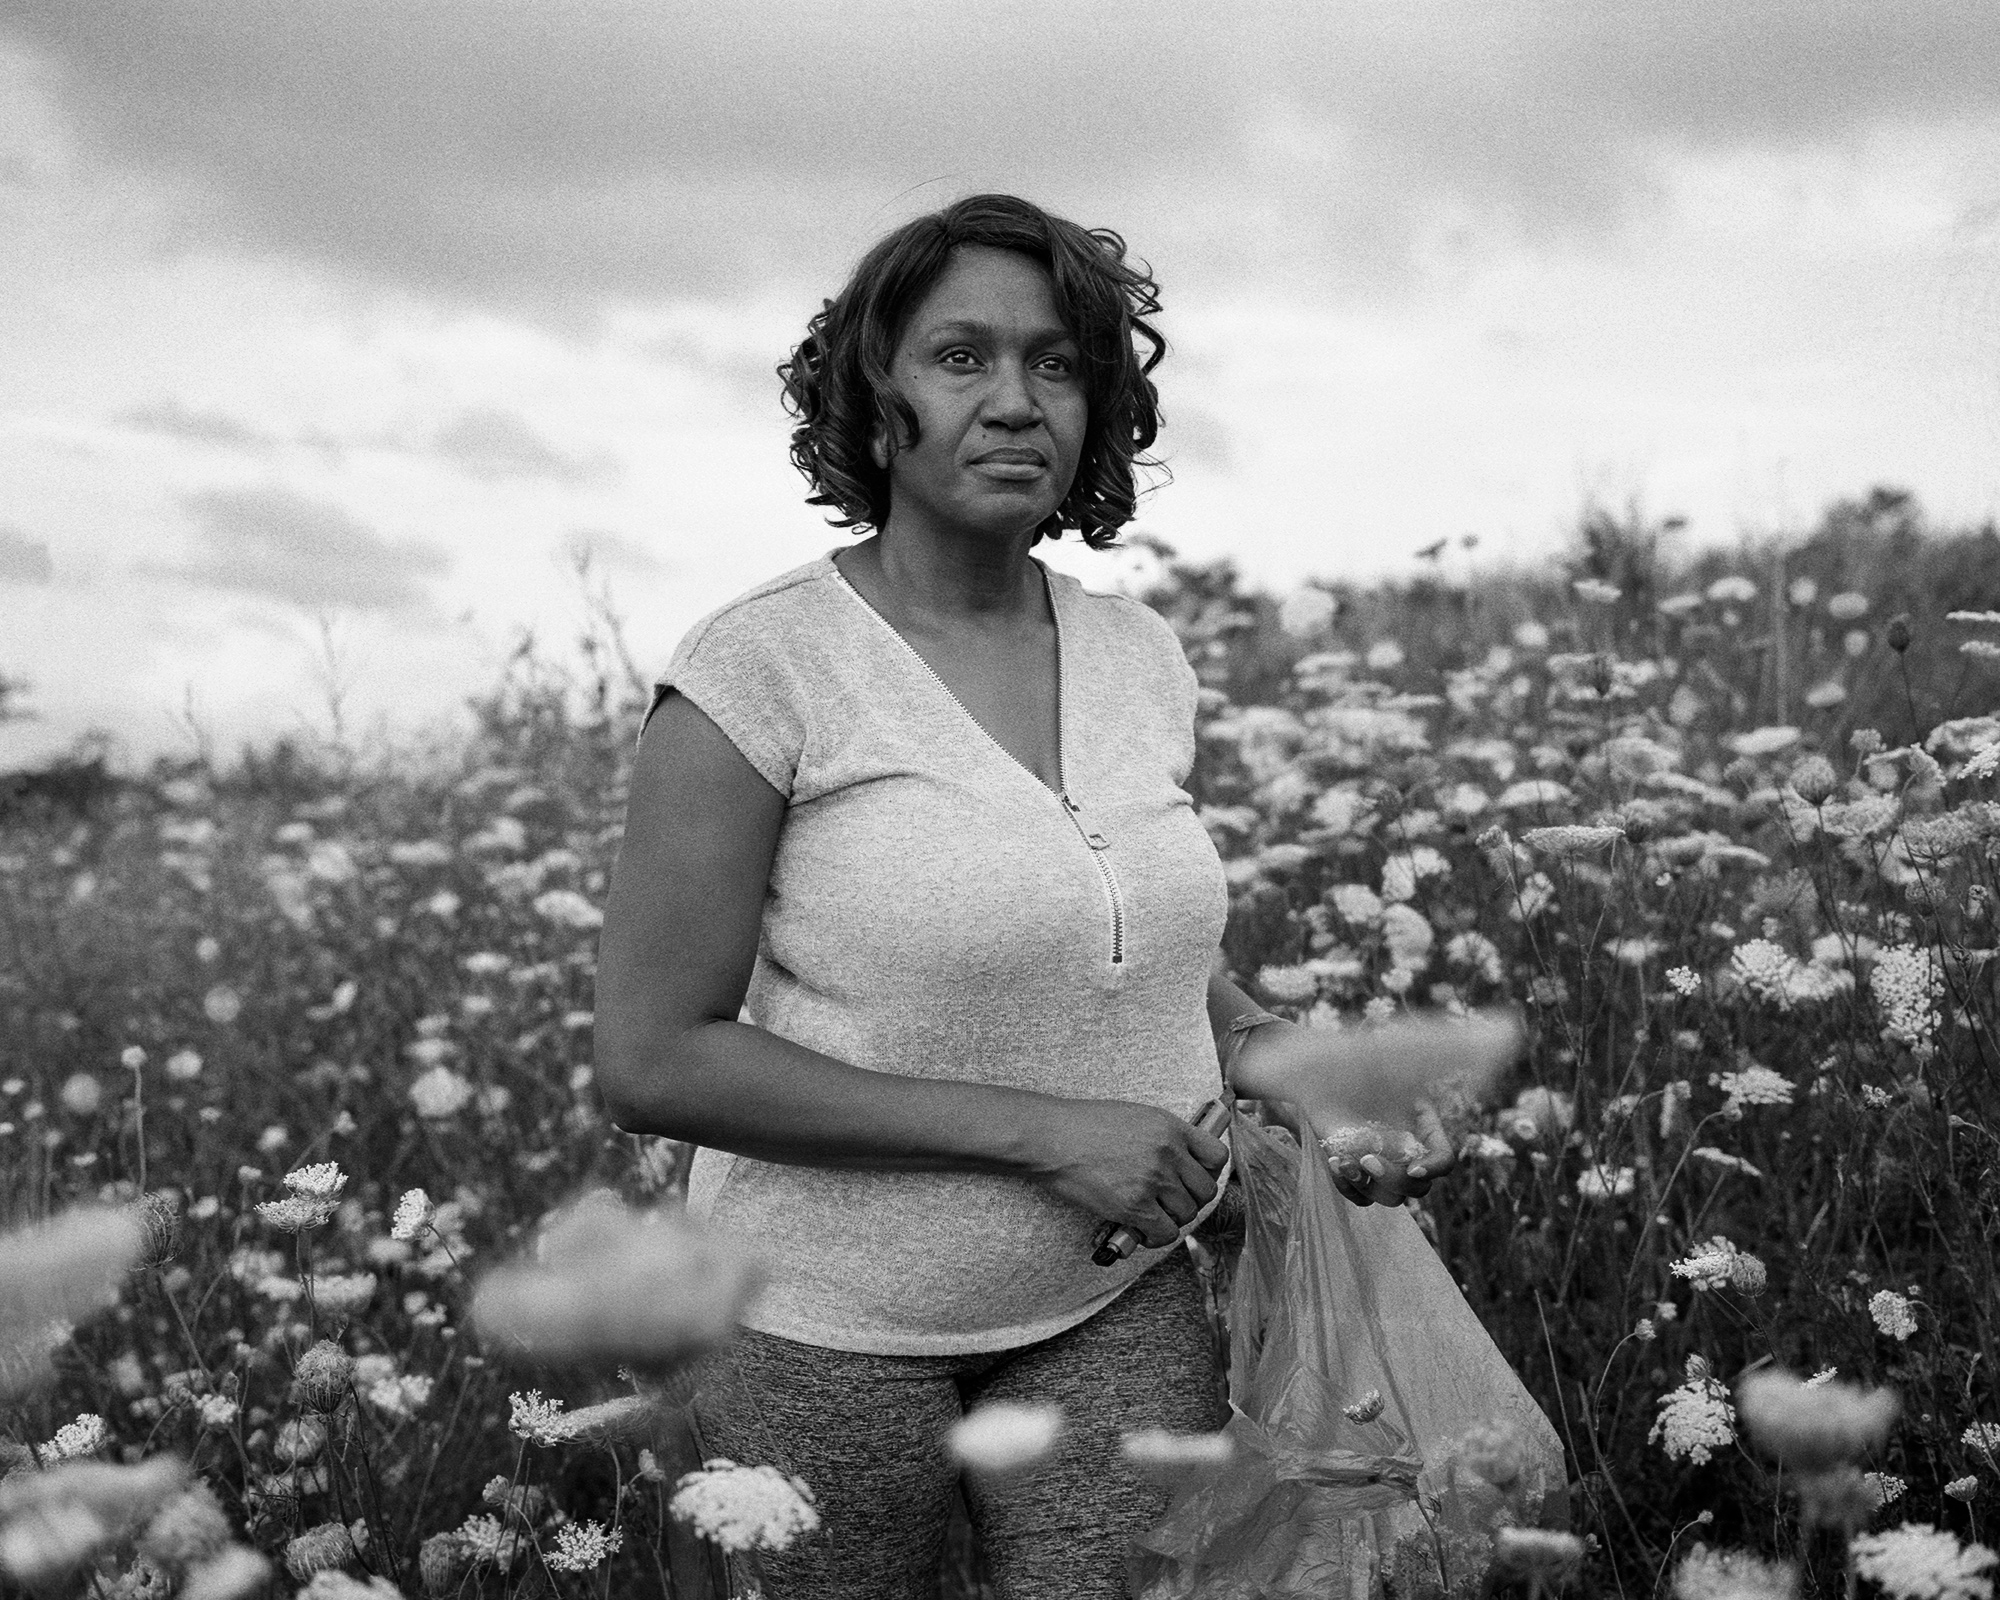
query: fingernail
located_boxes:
[1407,1166,1427,1180]
[1360,1154,1388,1178]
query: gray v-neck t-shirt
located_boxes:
[652,548,1230,1355]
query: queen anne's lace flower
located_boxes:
[282,1163,345,1202]
[390,1189,435,1242]
[1848,1524,1997,1600]
[37,1412,108,1464]
[1965,1422,2000,1458]
[1255,965,1317,1004]
[670,1459,821,1553]
[1672,1543,1799,1600]
[1523,824,1624,858]
[255,1195,337,1233]
[1670,1237,1768,1294]
[1652,1357,1736,1465]
[947,1403,1063,1477]
[506,1390,566,1445]
[1711,1065,1795,1116]
[409,1067,476,1119]
[546,1521,624,1573]
[1871,1290,1919,1341]
[1577,1165,1636,1201]
[1872,946,1944,1050]
[1666,966,1702,996]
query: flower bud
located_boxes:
[419,1532,468,1597]
[1787,755,1838,807]
[134,1193,181,1270]
[1885,614,1912,653]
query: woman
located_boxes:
[595,194,1515,1599]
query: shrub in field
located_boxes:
[1,488,1997,1598]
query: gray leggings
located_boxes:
[689,1244,1226,1599]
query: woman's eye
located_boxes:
[939,348,979,367]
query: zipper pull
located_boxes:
[1063,792,1111,850]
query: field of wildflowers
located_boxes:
[3,486,1999,1600]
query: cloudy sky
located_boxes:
[3,1,1998,767]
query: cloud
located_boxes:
[159,485,450,611]
[0,524,54,585]
[562,527,667,580]
[428,407,618,484]
[9,2,1998,315]
[120,398,278,453]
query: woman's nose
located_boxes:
[982,361,1040,426]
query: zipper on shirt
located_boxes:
[1047,581,1127,968]
[829,557,1128,968]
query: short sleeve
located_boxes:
[1119,596,1201,787]
[645,604,807,800]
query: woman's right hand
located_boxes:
[1025,1099,1231,1250]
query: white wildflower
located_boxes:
[1711,1065,1795,1116]
[1522,824,1623,858]
[1652,1356,1736,1465]
[1708,576,1758,604]
[1849,1524,1996,1600]
[1328,883,1383,926]
[1667,966,1702,996]
[546,1521,624,1573]
[1577,1164,1636,1201]
[1573,578,1622,604]
[1872,946,1944,1049]
[1670,1237,1768,1295]
[282,1163,345,1202]
[1828,592,1870,621]
[507,1390,566,1445]
[533,888,603,930]
[409,1067,476,1120]
[38,1413,109,1464]
[1671,1543,1799,1600]
[1691,1147,1763,1179]
[948,1403,1063,1479]
[1728,726,1801,758]
[1255,965,1318,1004]
[1868,1473,1908,1508]
[670,1459,820,1553]
[1945,1477,1979,1502]
[1965,1422,2000,1457]
[390,1190,435,1242]
[1871,1290,1919,1341]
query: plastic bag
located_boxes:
[1130,1103,1568,1600]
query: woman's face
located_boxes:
[875,245,1088,544]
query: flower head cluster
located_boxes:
[506,1390,567,1445]
[1872,1290,1920,1341]
[546,1521,624,1573]
[1672,1544,1799,1600]
[1522,824,1623,859]
[409,1066,476,1120]
[1872,946,1944,1050]
[670,1459,821,1553]
[37,1412,109,1464]
[948,1402,1064,1480]
[389,1189,435,1243]
[1736,1369,1898,1472]
[1670,1237,1768,1295]
[1577,1164,1636,1201]
[1711,1064,1796,1117]
[1666,966,1702,996]
[1652,1356,1736,1465]
[1848,1524,1996,1600]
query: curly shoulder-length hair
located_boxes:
[778,193,1167,549]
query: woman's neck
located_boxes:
[840,529,1045,635]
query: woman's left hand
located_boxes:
[1227,1010,1522,1208]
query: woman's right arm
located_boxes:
[593,692,1227,1243]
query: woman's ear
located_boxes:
[869,430,890,472]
